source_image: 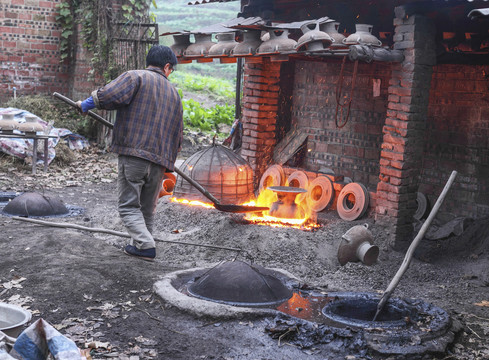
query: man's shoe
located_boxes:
[123,245,156,261]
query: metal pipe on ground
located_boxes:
[11,216,248,259]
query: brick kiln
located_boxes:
[169,0,489,249]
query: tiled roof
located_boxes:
[468,8,489,19]
[187,0,238,5]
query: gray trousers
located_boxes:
[117,155,165,249]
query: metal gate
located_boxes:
[112,22,159,72]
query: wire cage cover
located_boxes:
[173,144,254,205]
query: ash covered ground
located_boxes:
[0,143,488,360]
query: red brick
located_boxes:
[249,103,277,112]
[389,86,412,97]
[244,75,280,85]
[3,41,17,48]
[5,12,18,19]
[380,165,411,179]
[243,95,278,105]
[242,123,276,132]
[243,129,275,140]
[383,133,406,145]
[39,1,54,7]
[18,13,31,20]
[245,82,280,92]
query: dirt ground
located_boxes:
[1,144,489,360]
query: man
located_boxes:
[76,45,183,261]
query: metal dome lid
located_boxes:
[173,143,254,205]
[3,192,69,217]
[188,260,293,307]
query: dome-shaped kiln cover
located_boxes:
[3,192,69,217]
[173,145,254,205]
[188,261,293,306]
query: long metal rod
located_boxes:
[235,57,243,120]
[373,170,458,321]
[11,216,243,254]
[52,92,114,129]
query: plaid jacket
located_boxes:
[92,68,183,171]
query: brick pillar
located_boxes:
[241,58,281,185]
[375,14,436,250]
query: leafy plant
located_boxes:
[55,1,75,61]
[182,99,234,132]
[122,0,156,22]
[172,71,235,102]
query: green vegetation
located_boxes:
[55,1,74,61]
[171,71,235,101]
[155,0,240,80]
[154,0,239,34]
[172,72,236,132]
[182,99,234,132]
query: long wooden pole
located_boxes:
[11,216,243,254]
[373,170,458,321]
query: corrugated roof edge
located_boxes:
[188,0,238,5]
[468,8,489,20]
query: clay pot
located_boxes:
[337,224,379,266]
[170,33,192,57]
[320,21,346,48]
[257,29,297,55]
[296,21,333,51]
[343,24,382,47]
[231,30,262,57]
[184,34,215,57]
[0,114,18,132]
[17,115,45,134]
[208,32,237,57]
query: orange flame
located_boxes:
[170,187,321,231]
[276,292,314,318]
[170,197,215,209]
[242,188,320,230]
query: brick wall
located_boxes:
[0,0,71,102]
[291,60,389,190]
[241,58,282,183]
[375,15,436,249]
[424,64,489,220]
[0,1,127,103]
[71,23,99,101]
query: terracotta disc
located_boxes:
[358,182,370,218]
[287,170,309,189]
[337,182,369,221]
[307,176,334,212]
[286,170,309,202]
[259,164,285,192]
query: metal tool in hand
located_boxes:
[52,92,269,214]
[373,170,458,321]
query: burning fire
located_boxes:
[243,188,320,230]
[171,187,320,231]
[170,198,215,209]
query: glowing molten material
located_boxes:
[170,198,215,209]
[243,188,319,230]
[171,187,320,231]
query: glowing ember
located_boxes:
[171,187,321,231]
[243,188,320,230]
[171,197,215,209]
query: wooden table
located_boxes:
[0,132,58,174]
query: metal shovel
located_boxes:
[53,92,269,214]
